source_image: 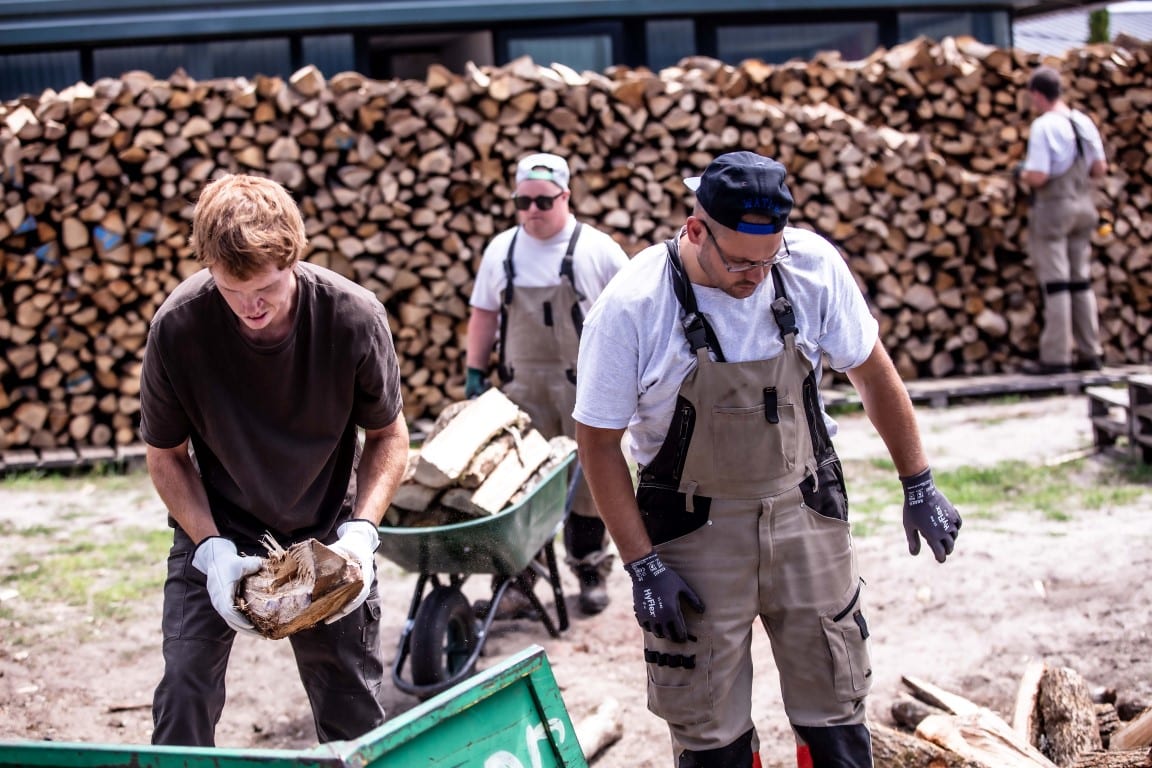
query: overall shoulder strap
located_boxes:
[769,265,797,342]
[664,234,726,362]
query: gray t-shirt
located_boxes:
[139,261,403,544]
[574,226,878,466]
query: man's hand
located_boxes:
[192,536,264,635]
[900,467,962,563]
[465,367,490,399]
[625,551,705,642]
[324,519,379,624]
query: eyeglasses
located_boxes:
[699,221,787,273]
[513,192,565,211]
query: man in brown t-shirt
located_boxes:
[139,174,409,746]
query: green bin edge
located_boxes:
[0,644,589,768]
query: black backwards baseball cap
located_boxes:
[684,151,793,235]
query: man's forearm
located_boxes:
[576,423,650,562]
[353,419,411,525]
[847,341,928,477]
[146,442,217,543]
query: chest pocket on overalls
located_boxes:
[710,385,798,485]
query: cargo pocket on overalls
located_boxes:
[800,455,849,522]
[710,394,798,485]
[637,484,711,546]
[646,634,714,726]
[819,578,873,702]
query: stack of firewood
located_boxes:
[2,36,1152,453]
[384,388,575,527]
[879,661,1152,767]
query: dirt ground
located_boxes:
[1,392,1150,767]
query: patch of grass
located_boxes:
[0,526,170,621]
[1,465,150,493]
[839,456,1152,530]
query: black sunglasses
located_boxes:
[513,192,565,211]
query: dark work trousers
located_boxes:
[151,527,387,746]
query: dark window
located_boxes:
[899,10,1010,46]
[498,21,623,72]
[716,21,879,64]
[92,38,292,81]
[645,19,695,71]
[0,50,82,101]
[302,34,357,77]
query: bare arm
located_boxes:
[575,422,649,563]
[1020,169,1049,188]
[845,339,928,478]
[466,308,499,370]
[146,441,217,544]
[1089,158,1107,178]
[352,417,410,526]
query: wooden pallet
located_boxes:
[0,443,146,476]
[1084,373,1152,463]
[824,364,1149,409]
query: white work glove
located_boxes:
[192,536,264,636]
[324,519,380,624]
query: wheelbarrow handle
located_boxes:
[565,458,583,517]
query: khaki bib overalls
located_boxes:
[1029,116,1102,367]
[637,237,873,767]
[497,224,599,528]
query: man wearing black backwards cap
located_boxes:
[574,151,961,768]
[1017,66,1108,374]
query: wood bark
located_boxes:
[1039,666,1104,766]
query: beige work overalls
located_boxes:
[498,224,596,523]
[1029,116,1102,367]
[637,239,873,767]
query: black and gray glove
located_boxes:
[900,467,962,563]
[625,551,705,643]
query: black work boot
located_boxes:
[569,552,614,615]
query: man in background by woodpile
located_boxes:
[1017,65,1108,375]
[573,151,962,768]
[465,152,630,616]
[139,173,409,746]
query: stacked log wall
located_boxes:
[1,36,1150,451]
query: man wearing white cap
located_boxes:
[574,151,961,767]
[466,152,629,615]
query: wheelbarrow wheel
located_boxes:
[409,585,479,688]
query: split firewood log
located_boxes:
[870,721,983,768]
[238,535,364,639]
[1112,709,1152,752]
[1069,748,1152,768]
[1039,666,1104,766]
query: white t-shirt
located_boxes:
[469,215,630,316]
[1024,109,1106,178]
[574,226,879,466]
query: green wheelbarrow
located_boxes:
[377,452,577,700]
[0,644,589,768]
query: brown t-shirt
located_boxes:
[139,261,403,545]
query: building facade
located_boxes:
[0,0,1028,101]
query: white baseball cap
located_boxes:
[515,153,570,192]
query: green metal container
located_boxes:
[0,644,588,768]
[377,454,575,576]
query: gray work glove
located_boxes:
[324,519,380,624]
[900,467,962,563]
[192,536,264,636]
[625,551,705,643]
